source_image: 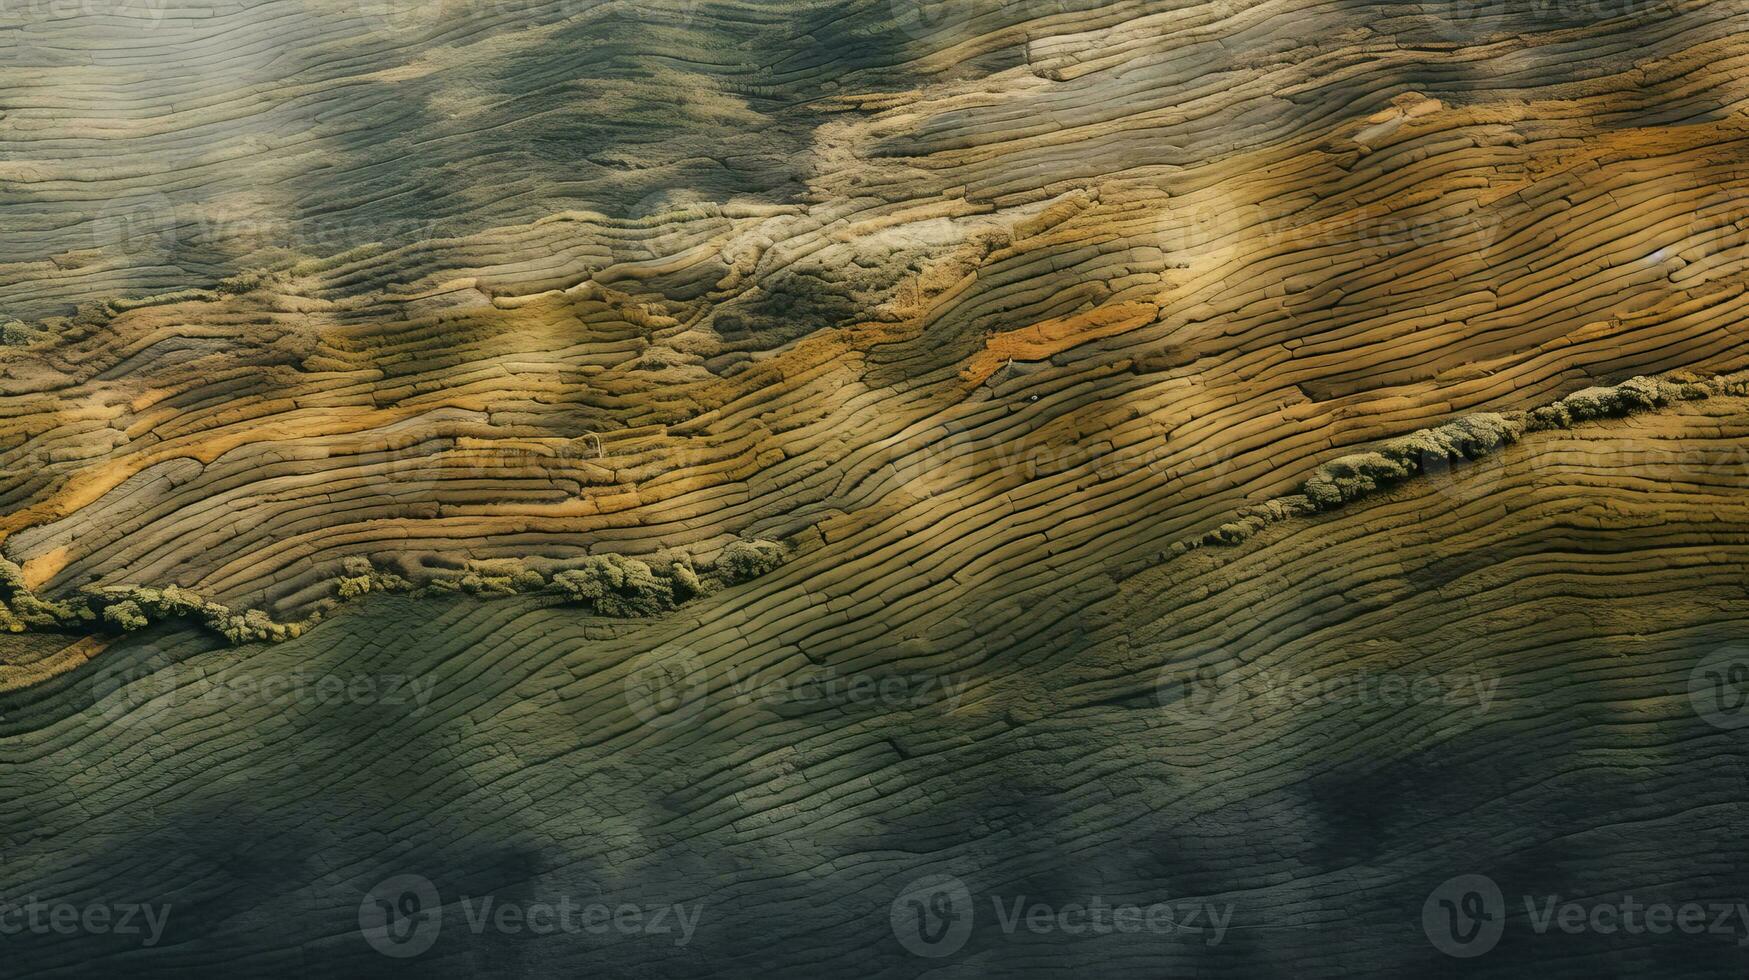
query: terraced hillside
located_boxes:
[4,0,1749,976]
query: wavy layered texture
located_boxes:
[3,0,1749,976]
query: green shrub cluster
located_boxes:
[0,537,789,643]
[1195,372,1743,550]
[547,540,787,617]
[1300,412,1525,510]
[334,556,411,599]
[0,558,90,632]
[551,553,678,617]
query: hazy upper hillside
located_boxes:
[0,0,934,319]
[2,0,1721,321]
